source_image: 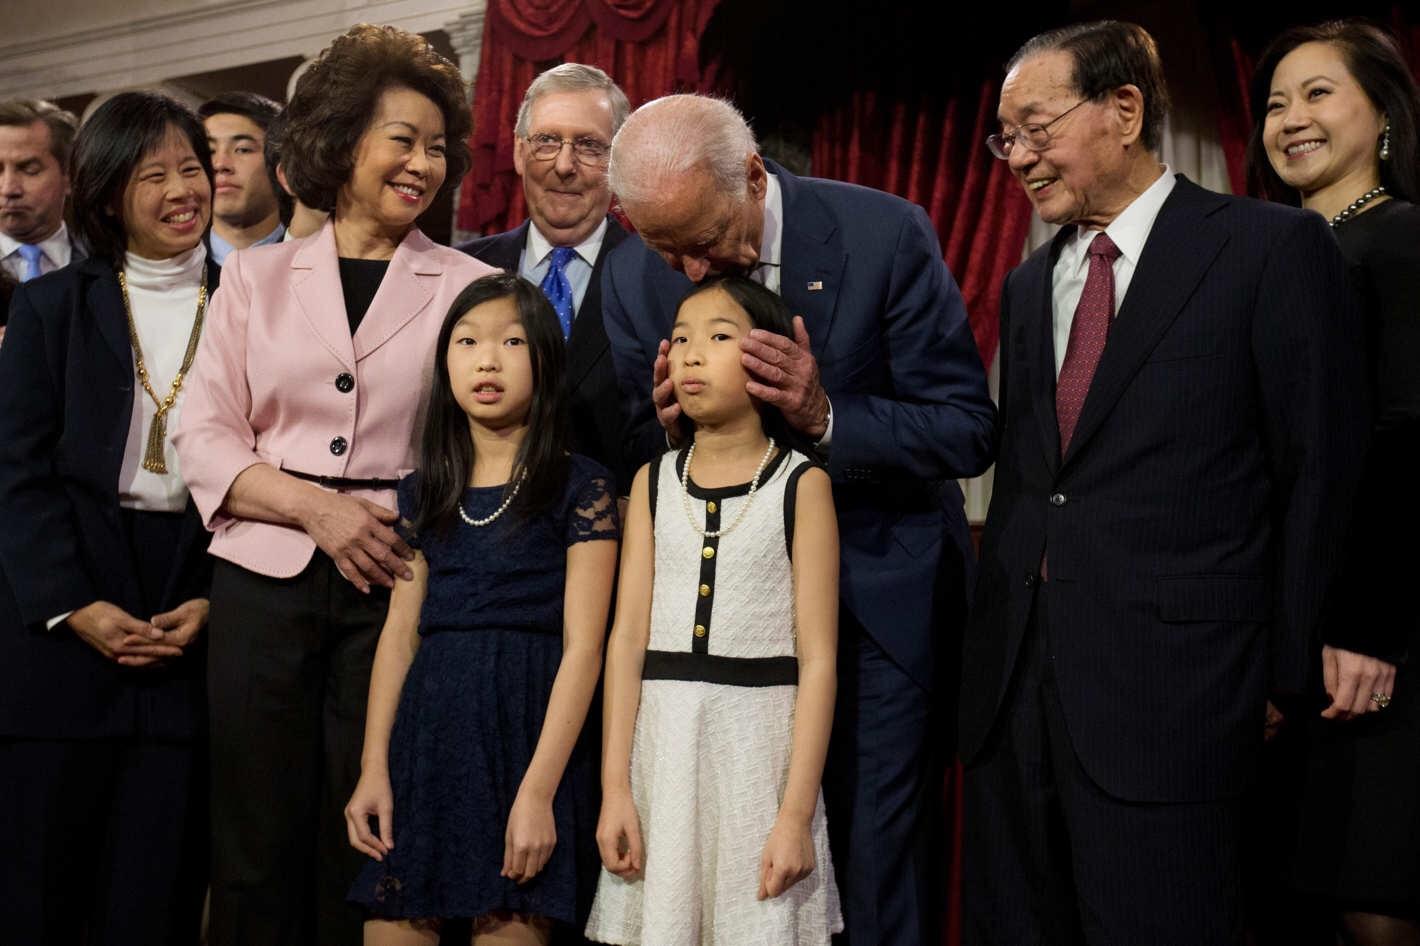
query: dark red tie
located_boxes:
[1056,232,1121,455]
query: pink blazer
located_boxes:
[174,222,497,578]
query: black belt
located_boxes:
[642,650,798,687]
[286,469,402,490]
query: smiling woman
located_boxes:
[1246,20,1420,946]
[170,23,498,946]
[0,91,217,944]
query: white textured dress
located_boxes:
[585,446,842,946]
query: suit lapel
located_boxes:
[567,217,627,389]
[83,264,138,488]
[1023,233,1069,475]
[85,260,131,373]
[354,228,441,362]
[1061,177,1230,468]
[771,164,846,359]
[291,222,356,371]
[476,222,528,272]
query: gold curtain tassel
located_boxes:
[142,409,169,473]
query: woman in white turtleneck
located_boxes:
[0,91,217,945]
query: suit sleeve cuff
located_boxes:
[46,611,73,632]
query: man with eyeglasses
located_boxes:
[459,63,633,491]
[960,21,1367,945]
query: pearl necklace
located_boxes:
[681,438,776,538]
[1330,185,1387,228]
[458,471,526,527]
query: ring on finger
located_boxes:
[1370,692,1392,709]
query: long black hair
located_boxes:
[1246,20,1420,205]
[411,273,569,537]
[70,91,213,263]
[675,275,815,456]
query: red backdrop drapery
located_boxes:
[457,0,723,238]
[812,83,1031,384]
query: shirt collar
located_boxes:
[527,216,609,267]
[1,221,73,267]
[1061,166,1175,271]
[208,222,286,264]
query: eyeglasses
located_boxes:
[525,133,611,167]
[986,100,1088,160]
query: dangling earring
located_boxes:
[1380,122,1391,161]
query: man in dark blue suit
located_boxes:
[960,22,1369,945]
[602,93,996,946]
[460,63,633,491]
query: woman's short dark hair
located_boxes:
[1246,20,1420,205]
[70,91,213,263]
[411,273,570,538]
[281,23,470,213]
[675,275,814,455]
[1007,20,1171,153]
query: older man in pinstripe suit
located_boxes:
[959,21,1368,946]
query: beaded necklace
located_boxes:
[680,438,777,538]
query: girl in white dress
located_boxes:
[585,276,842,945]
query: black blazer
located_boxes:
[959,177,1370,802]
[0,257,215,740]
[459,216,633,493]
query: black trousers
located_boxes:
[0,738,206,946]
[206,554,386,946]
[962,586,1244,946]
[825,612,948,946]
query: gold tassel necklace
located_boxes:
[116,264,209,474]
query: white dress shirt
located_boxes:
[1,222,75,282]
[753,173,784,295]
[520,217,608,317]
[1050,167,1176,377]
[208,222,285,266]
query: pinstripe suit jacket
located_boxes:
[959,176,1369,802]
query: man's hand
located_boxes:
[651,338,685,447]
[741,316,830,440]
[1320,644,1397,719]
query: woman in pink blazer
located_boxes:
[173,26,495,946]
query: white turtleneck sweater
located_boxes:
[117,243,207,512]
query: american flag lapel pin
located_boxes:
[806,280,823,291]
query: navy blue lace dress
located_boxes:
[348,454,619,926]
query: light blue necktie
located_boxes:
[539,246,577,339]
[17,243,44,283]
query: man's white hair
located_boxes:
[608,95,758,209]
[513,62,630,139]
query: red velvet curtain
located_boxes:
[813,84,1031,369]
[457,0,723,236]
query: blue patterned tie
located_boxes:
[17,243,44,283]
[540,246,577,339]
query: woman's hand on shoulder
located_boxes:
[299,490,415,593]
[150,597,209,650]
[67,600,184,667]
[594,787,644,881]
[758,814,815,900]
[344,767,395,861]
[503,783,556,884]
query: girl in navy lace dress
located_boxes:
[345,273,619,945]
